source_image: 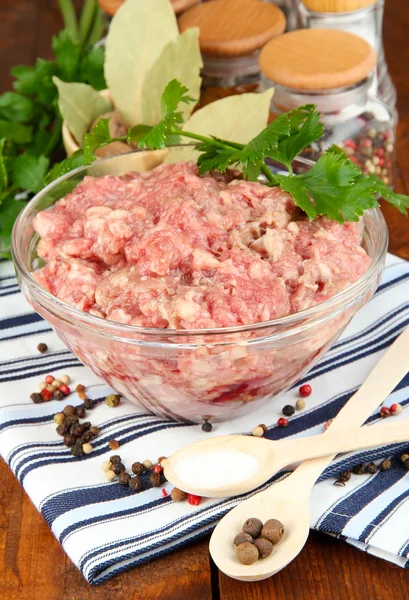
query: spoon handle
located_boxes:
[280,326,409,487]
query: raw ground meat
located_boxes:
[33,161,370,329]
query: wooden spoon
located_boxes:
[164,418,409,498]
[208,326,409,582]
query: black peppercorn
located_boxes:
[118,471,131,485]
[63,434,76,447]
[352,464,367,475]
[70,423,84,437]
[366,463,378,474]
[30,392,43,404]
[84,398,93,410]
[243,518,263,538]
[75,406,86,419]
[339,469,352,482]
[379,459,392,472]
[334,479,346,487]
[282,405,295,417]
[37,342,48,353]
[403,458,409,471]
[63,405,76,416]
[53,390,65,401]
[112,462,126,475]
[80,431,94,443]
[132,462,145,475]
[149,472,161,487]
[89,426,100,437]
[129,477,142,491]
[110,455,122,464]
[201,420,212,433]
[56,422,70,436]
[71,440,84,456]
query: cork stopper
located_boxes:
[98,0,200,17]
[179,0,286,57]
[300,0,376,12]
[259,29,377,90]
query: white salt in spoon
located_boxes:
[207,326,409,582]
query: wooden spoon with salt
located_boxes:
[207,326,409,582]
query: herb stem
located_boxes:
[57,0,79,42]
[79,0,97,48]
[173,128,244,153]
[260,163,278,185]
[44,117,63,158]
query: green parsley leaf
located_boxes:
[83,117,112,163]
[276,105,324,168]
[79,45,106,90]
[52,29,81,81]
[0,92,36,123]
[0,139,8,192]
[11,65,37,95]
[45,151,84,184]
[11,154,49,194]
[0,120,32,144]
[0,192,27,256]
[366,174,409,215]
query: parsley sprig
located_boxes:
[79,79,409,223]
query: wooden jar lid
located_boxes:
[98,0,200,17]
[179,0,286,57]
[259,29,377,90]
[300,0,376,12]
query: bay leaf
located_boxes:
[104,0,178,126]
[141,28,202,126]
[53,77,112,146]
[165,89,275,164]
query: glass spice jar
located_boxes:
[296,0,397,110]
[178,0,286,108]
[259,29,396,185]
[265,0,298,31]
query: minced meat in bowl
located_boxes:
[12,152,388,422]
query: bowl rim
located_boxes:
[11,151,389,338]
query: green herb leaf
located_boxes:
[0,92,36,123]
[83,117,112,163]
[45,150,84,184]
[0,192,27,255]
[11,65,37,95]
[0,139,8,192]
[52,29,81,81]
[53,77,112,145]
[0,120,32,144]
[366,174,409,215]
[79,45,106,90]
[11,154,49,194]
[277,105,324,168]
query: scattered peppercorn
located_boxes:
[105,393,121,407]
[88,425,99,437]
[129,477,142,491]
[39,382,47,391]
[201,420,213,433]
[75,406,86,419]
[234,533,254,546]
[390,403,403,415]
[30,392,43,404]
[112,462,126,475]
[143,459,153,470]
[41,389,53,401]
[56,422,70,436]
[59,384,70,396]
[352,464,367,475]
[366,463,378,474]
[380,406,391,418]
[71,440,84,457]
[252,425,265,437]
[261,519,284,545]
[236,542,259,565]
[254,538,273,559]
[81,431,94,443]
[46,384,55,393]
[152,464,163,474]
[53,413,65,426]
[37,342,48,353]
[295,398,306,411]
[161,488,168,498]
[277,417,288,427]
[65,415,79,426]
[339,469,352,482]
[53,390,65,401]
[299,384,312,397]
[243,518,263,538]
[171,488,187,502]
[334,479,346,487]
[150,472,162,487]
[403,459,409,471]
[131,462,145,475]
[186,493,201,506]
[324,419,333,431]
[82,443,93,455]
[102,461,112,472]
[110,455,122,464]
[118,471,131,485]
[105,470,116,482]
[109,440,120,450]
[401,453,409,463]
[70,423,84,437]
[76,384,86,394]
[63,434,76,447]
[45,375,55,384]
[84,398,93,409]
[379,459,392,471]
[282,405,295,417]
[52,379,62,389]
[61,374,71,385]
[78,391,87,401]
[63,405,76,416]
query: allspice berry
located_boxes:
[242,518,263,538]
[150,472,162,487]
[112,462,126,475]
[171,488,187,502]
[129,476,142,491]
[261,519,284,545]
[254,537,273,558]
[401,453,409,463]
[236,542,259,565]
[63,405,76,416]
[233,533,254,546]
[118,471,131,485]
[132,461,145,475]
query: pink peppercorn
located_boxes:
[187,494,202,506]
[380,406,391,418]
[59,384,71,396]
[344,140,357,150]
[390,403,403,415]
[161,488,168,498]
[40,389,52,401]
[277,417,288,427]
[45,375,55,384]
[299,384,312,398]
[152,464,163,474]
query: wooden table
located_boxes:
[1,1,409,598]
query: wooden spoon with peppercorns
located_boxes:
[206,327,409,581]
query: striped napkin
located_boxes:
[1,253,409,584]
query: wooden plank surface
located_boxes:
[0,1,408,599]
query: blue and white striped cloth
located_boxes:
[1,253,409,584]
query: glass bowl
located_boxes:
[12,152,388,423]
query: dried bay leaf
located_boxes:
[104,0,179,126]
[165,89,275,164]
[53,77,112,146]
[141,28,202,126]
